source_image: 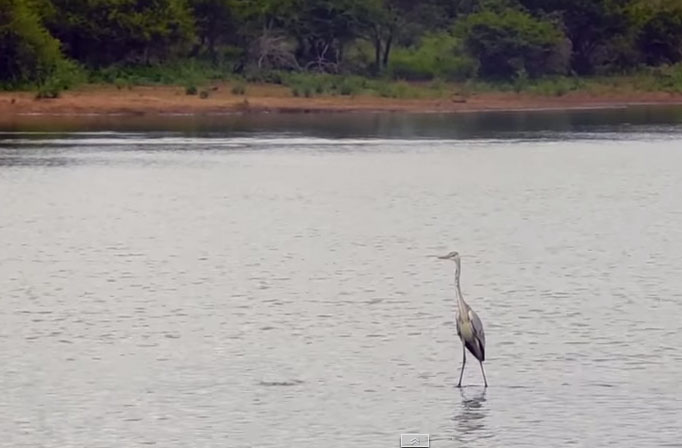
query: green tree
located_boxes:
[233,0,299,70]
[358,0,462,72]
[48,0,195,67]
[356,0,396,72]
[518,0,632,74]
[456,8,568,78]
[290,0,366,71]
[190,0,238,62]
[629,0,682,65]
[0,0,65,85]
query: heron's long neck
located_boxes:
[454,260,468,316]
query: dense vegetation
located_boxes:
[2,0,682,93]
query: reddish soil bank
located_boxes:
[2,83,682,116]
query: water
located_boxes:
[2,109,682,447]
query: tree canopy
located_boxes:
[2,0,682,86]
[0,0,64,85]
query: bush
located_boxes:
[34,59,86,98]
[390,81,412,98]
[373,81,416,99]
[525,77,584,96]
[282,73,369,97]
[278,76,440,100]
[388,33,476,81]
[456,9,569,79]
[284,72,331,94]
[338,77,365,95]
[35,83,60,99]
[185,84,198,95]
[644,63,682,92]
[114,78,127,90]
[231,82,246,95]
[88,59,232,87]
[339,83,354,96]
[377,83,393,98]
[243,69,284,84]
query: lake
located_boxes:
[1,109,682,447]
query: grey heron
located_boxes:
[437,251,488,387]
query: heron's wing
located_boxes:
[469,308,486,350]
[455,312,462,337]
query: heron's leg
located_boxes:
[457,343,466,388]
[479,361,488,387]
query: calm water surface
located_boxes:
[1,110,682,447]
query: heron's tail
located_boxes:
[465,339,485,362]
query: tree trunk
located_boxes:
[208,35,216,64]
[374,37,382,70]
[382,31,393,69]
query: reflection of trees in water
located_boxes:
[452,387,490,442]
[3,107,682,138]
[0,156,71,167]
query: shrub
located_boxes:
[391,81,412,98]
[339,83,353,96]
[525,77,584,96]
[388,33,476,82]
[377,83,393,97]
[34,59,86,99]
[231,83,246,95]
[338,77,364,95]
[283,74,369,97]
[185,84,198,95]
[374,82,412,98]
[284,72,330,94]
[35,84,60,99]
[644,63,682,92]
[244,69,284,84]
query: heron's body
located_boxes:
[457,314,475,341]
[438,251,488,387]
[457,310,485,363]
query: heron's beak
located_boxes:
[429,254,449,260]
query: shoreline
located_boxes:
[3,83,682,116]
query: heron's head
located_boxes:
[436,251,460,262]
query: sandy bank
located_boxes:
[2,83,682,116]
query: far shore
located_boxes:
[3,83,682,116]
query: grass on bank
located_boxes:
[283,73,449,99]
[280,64,682,99]
[5,59,682,101]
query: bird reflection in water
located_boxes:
[453,387,489,440]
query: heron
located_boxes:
[437,251,488,387]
